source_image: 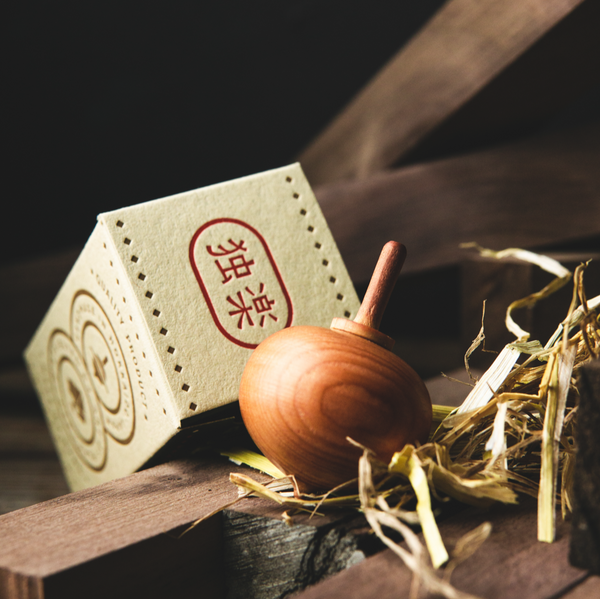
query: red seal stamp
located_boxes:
[189,218,293,348]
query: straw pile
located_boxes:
[224,246,599,599]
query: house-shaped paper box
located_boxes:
[24,164,360,490]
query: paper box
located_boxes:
[24,164,360,490]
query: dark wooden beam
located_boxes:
[221,506,371,599]
[295,498,589,599]
[0,457,242,599]
[316,124,600,285]
[570,358,600,574]
[0,455,373,599]
[2,364,596,599]
[0,364,476,598]
[401,1,600,166]
[298,0,594,185]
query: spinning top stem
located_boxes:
[355,241,407,330]
[331,241,406,350]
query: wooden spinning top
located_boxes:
[239,241,432,492]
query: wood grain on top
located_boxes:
[316,124,600,284]
[0,457,269,599]
[294,498,589,599]
[299,0,587,184]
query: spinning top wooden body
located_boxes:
[239,242,432,492]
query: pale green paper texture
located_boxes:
[25,164,360,490]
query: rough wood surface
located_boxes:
[222,509,371,599]
[294,498,589,599]
[0,367,479,598]
[570,358,600,574]
[0,457,266,599]
[298,0,587,184]
[2,366,595,599]
[316,125,600,285]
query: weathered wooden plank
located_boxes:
[298,0,589,185]
[570,358,600,574]
[2,363,591,598]
[295,499,587,599]
[395,1,600,167]
[316,125,600,285]
[0,452,378,599]
[222,508,371,599]
[0,457,256,599]
[293,547,413,599]
[440,501,585,599]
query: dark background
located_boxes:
[5,0,454,265]
[6,1,600,267]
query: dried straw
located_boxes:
[227,246,599,597]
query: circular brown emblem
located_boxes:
[49,291,135,471]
